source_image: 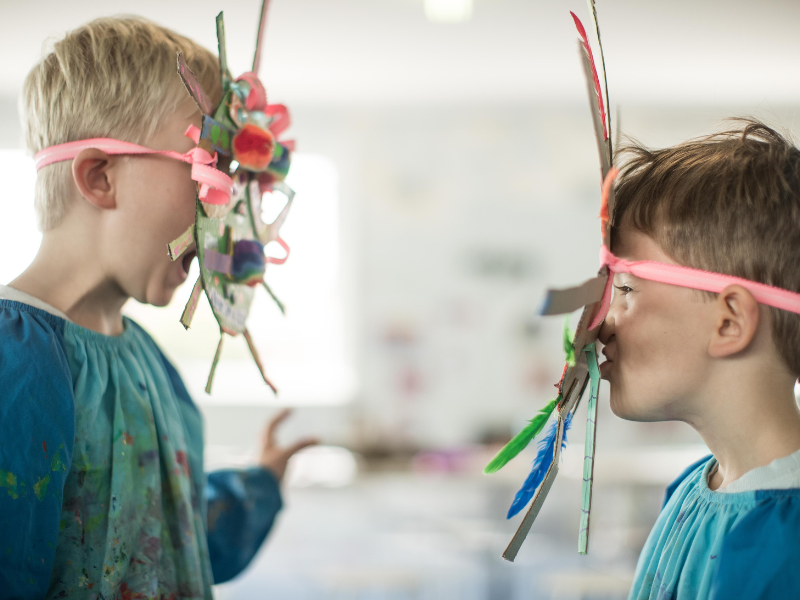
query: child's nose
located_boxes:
[597,301,617,344]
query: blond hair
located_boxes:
[21,17,221,231]
[612,119,800,376]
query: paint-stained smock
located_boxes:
[629,455,800,600]
[0,299,283,599]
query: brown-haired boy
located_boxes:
[600,120,800,599]
[0,16,313,598]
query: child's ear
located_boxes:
[708,284,760,358]
[72,149,117,210]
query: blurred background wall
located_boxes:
[2,1,800,598]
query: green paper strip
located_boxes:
[484,397,559,474]
[578,343,601,554]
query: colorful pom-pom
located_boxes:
[232,239,266,286]
[233,124,275,172]
[266,142,291,181]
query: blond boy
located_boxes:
[0,17,313,598]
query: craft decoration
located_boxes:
[33,0,296,396]
[484,1,614,561]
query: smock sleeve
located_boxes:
[205,467,283,583]
[0,304,75,600]
[711,491,800,599]
[151,336,283,585]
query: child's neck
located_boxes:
[688,356,800,491]
[10,214,128,336]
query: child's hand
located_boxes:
[258,408,318,482]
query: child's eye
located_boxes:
[614,284,634,295]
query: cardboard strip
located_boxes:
[503,395,574,562]
[243,328,278,394]
[252,0,272,73]
[168,225,195,261]
[205,333,225,394]
[262,281,286,315]
[579,43,611,180]
[539,274,607,316]
[585,0,613,161]
[578,344,601,554]
[607,108,620,227]
[180,276,203,329]
[177,53,214,116]
[568,271,606,355]
[503,447,561,561]
[502,364,588,561]
[216,12,230,82]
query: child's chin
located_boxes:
[610,395,665,423]
[609,393,644,421]
[145,284,177,308]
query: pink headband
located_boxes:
[33,125,233,205]
[589,172,800,330]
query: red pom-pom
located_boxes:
[232,124,275,171]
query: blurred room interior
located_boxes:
[2,0,800,598]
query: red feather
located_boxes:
[570,11,607,141]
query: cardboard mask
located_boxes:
[173,3,296,395]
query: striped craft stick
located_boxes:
[579,344,601,554]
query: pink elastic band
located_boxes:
[33,128,233,205]
[590,244,800,329]
[266,238,290,265]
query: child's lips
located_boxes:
[599,344,615,379]
[601,344,615,363]
[599,359,613,379]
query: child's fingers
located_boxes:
[264,407,293,447]
[283,437,318,459]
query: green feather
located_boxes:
[484,397,559,474]
[563,317,576,366]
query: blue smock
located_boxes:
[0,300,282,599]
[630,455,800,599]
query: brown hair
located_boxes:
[21,17,221,231]
[611,119,800,376]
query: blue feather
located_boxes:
[507,411,573,519]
